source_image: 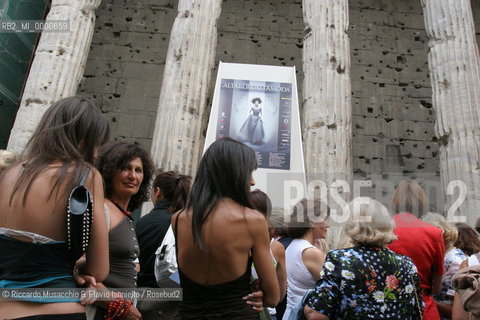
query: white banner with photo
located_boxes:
[205,62,306,209]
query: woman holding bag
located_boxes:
[0,96,110,319]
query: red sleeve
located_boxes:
[434,230,445,275]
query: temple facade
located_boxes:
[5,0,480,224]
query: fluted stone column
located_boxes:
[302,0,352,184]
[302,0,352,249]
[150,0,222,175]
[7,0,101,153]
[421,0,480,225]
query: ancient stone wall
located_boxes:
[350,0,437,178]
[348,0,442,208]
[78,0,178,150]
[214,0,304,103]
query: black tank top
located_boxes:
[174,214,259,320]
[0,235,77,288]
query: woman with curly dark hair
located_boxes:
[97,142,155,213]
[88,142,154,320]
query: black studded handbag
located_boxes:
[67,167,93,260]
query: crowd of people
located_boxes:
[1,96,480,320]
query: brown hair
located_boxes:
[153,171,191,213]
[10,96,109,205]
[392,180,428,217]
[287,199,330,239]
[455,222,480,256]
[250,189,272,217]
[97,142,154,211]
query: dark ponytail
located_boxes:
[153,171,191,213]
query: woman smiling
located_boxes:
[91,142,154,320]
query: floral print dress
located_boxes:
[435,247,467,320]
[306,246,423,320]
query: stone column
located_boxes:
[302,0,352,184]
[421,0,480,225]
[7,0,101,153]
[302,0,352,249]
[150,0,222,175]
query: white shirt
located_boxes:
[283,239,316,320]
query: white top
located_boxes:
[283,239,316,320]
[0,227,57,243]
[468,253,480,266]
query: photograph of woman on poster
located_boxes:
[238,97,265,145]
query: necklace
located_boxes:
[111,200,133,220]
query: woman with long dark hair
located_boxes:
[172,137,279,319]
[0,96,110,319]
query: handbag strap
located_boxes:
[456,265,480,276]
[411,274,423,320]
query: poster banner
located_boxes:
[216,79,292,170]
[205,62,306,209]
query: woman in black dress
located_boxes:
[173,137,279,319]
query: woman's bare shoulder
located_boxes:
[244,207,266,221]
[172,209,188,228]
[271,239,285,252]
[242,208,268,234]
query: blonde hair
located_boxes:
[330,226,354,250]
[421,212,458,248]
[392,180,428,217]
[343,197,397,247]
[0,150,18,173]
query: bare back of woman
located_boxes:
[175,199,271,286]
[1,164,91,240]
[0,164,107,318]
[0,97,109,320]
[173,138,279,320]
